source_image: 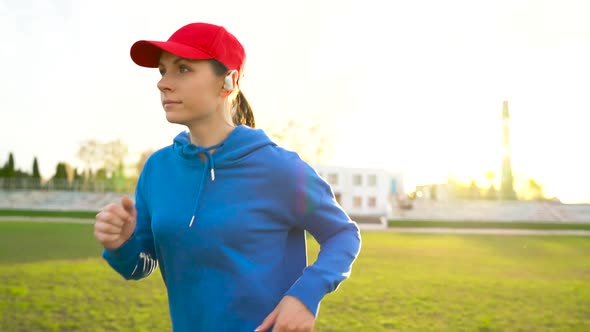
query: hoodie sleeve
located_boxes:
[284,161,362,316]
[102,164,158,280]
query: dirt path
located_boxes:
[386,227,590,236]
[0,216,94,224]
[2,217,589,236]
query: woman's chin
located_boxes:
[165,113,188,126]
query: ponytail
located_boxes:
[209,59,256,128]
[232,91,255,128]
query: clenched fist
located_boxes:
[94,196,137,250]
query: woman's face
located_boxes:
[157,52,225,126]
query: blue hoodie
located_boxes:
[102,125,361,331]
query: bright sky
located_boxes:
[1,0,589,203]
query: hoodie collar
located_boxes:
[171,125,275,227]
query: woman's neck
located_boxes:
[188,120,235,149]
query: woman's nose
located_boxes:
[157,74,173,92]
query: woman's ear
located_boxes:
[223,70,239,91]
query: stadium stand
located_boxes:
[2,190,590,223]
[0,191,129,211]
[391,199,590,223]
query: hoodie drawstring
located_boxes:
[189,143,223,228]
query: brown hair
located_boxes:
[209,59,255,128]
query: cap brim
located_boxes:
[130,40,213,68]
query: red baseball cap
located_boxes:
[130,22,246,76]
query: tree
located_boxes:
[81,168,95,191]
[71,167,83,191]
[77,139,102,177]
[479,171,496,199]
[103,139,128,177]
[95,168,107,181]
[2,152,16,177]
[485,184,497,200]
[7,153,15,176]
[484,171,495,187]
[53,163,68,179]
[32,157,40,178]
[526,178,544,201]
[77,139,129,191]
[31,157,41,189]
[109,161,127,192]
[1,153,17,189]
[469,180,481,199]
[51,162,69,190]
[268,120,332,165]
[73,167,82,180]
[122,149,155,194]
[430,185,438,201]
[136,149,155,176]
[77,139,128,178]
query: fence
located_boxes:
[391,198,590,223]
[0,177,136,193]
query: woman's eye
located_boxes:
[179,65,190,73]
[159,68,166,76]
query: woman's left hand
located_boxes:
[255,295,315,332]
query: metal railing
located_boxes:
[0,177,136,193]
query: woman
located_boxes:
[93,22,361,332]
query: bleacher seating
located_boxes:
[0,191,131,211]
[391,199,590,223]
[2,190,590,223]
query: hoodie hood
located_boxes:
[172,125,275,165]
[171,125,276,227]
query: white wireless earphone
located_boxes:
[223,70,238,91]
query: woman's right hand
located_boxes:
[94,196,137,250]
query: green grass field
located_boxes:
[0,209,98,219]
[1,221,589,331]
[389,220,590,231]
[4,208,590,231]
